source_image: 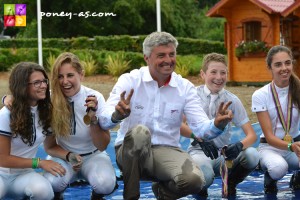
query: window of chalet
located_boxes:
[280,19,292,46]
[243,21,261,41]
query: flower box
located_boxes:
[235,40,269,59]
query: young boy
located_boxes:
[181,53,259,197]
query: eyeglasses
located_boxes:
[28,79,49,88]
[273,60,293,68]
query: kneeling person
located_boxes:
[182,53,259,197]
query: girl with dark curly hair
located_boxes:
[0,62,65,199]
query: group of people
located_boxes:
[0,31,299,200]
[0,53,116,200]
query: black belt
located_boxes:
[80,149,98,157]
[260,138,267,143]
[260,135,300,143]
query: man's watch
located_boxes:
[90,115,99,125]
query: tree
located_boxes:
[197,0,220,9]
[10,0,223,41]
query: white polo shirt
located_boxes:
[0,106,48,174]
[56,85,106,154]
[252,83,300,139]
[192,85,249,148]
[100,66,223,147]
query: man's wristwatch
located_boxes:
[90,115,99,125]
[111,116,122,123]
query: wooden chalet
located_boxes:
[207,0,300,83]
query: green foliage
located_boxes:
[177,55,203,76]
[9,0,224,41]
[0,53,9,72]
[81,55,98,77]
[93,35,137,51]
[43,38,70,50]
[16,20,37,38]
[122,52,145,70]
[42,49,62,69]
[71,37,93,49]
[0,48,61,71]
[14,48,38,63]
[197,0,220,9]
[0,47,204,77]
[0,36,226,56]
[155,0,223,39]
[0,38,37,48]
[112,0,145,35]
[105,54,131,79]
[177,38,226,55]
[175,60,190,78]
[90,50,110,74]
[46,53,57,72]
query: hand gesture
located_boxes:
[39,160,66,177]
[291,141,300,159]
[112,89,134,122]
[191,138,219,160]
[214,101,233,130]
[67,152,83,172]
[223,141,243,160]
[84,95,98,113]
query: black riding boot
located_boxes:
[227,163,255,196]
[90,190,105,200]
[290,171,300,191]
[197,188,208,198]
[264,171,278,194]
[53,192,64,200]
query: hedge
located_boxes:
[0,48,144,73]
[0,48,203,75]
[0,35,226,55]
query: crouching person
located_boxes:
[182,53,259,198]
[0,62,60,200]
[100,32,233,200]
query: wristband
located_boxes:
[288,142,294,152]
[66,152,72,162]
[32,158,39,169]
[111,115,122,123]
[190,133,196,139]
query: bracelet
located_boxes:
[32,158,39,169]
[90,107,97,112]
[288,142,294,152]
[37,158,41,168]
[190,133,196,139]
[91,116,99,125]
[66,152,72,162]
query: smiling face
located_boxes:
[144,44,176,85]
[27,71,48,106]
[58,63,83,97]
[201,61,227,94]
[269,51,293,88]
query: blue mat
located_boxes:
[63,172,298,200]
[5,123,300,199]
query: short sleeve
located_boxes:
[0,106,12,137]
[252,88,268,112]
